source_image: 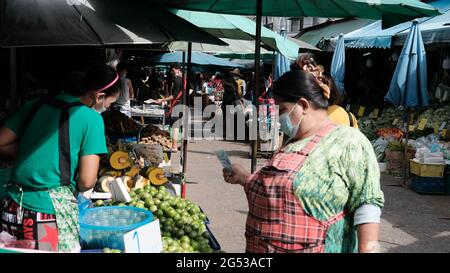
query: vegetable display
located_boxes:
[95,185,217,253]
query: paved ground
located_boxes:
[183,139,450,253]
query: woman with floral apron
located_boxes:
[0,65,121,252]
[223,70,384,253]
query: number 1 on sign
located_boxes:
[133,231,141,253]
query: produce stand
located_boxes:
[130,105,166,126]
[59,107,219,254]
[355,104,450,194]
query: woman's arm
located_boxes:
[77,154,100,192]
[128,79,135,100]
[0,127,17,147]
[357,223,380,253]
[0,127,18,160]
[157,95,175,104]
[223,164,251,186]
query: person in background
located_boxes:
[0,64,120,252]
[223,69,384,253]
[115,63,135,117]
[295,54,358,128]
[230,68,246,98]
[155,63,186,152]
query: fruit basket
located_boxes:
[79,206,153,250]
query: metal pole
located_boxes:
[251,0,263,173]
[182,42,192,175]
[403,108,410,186]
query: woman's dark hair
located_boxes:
[65,71,85,96]
[272,70,330,110]
[66,64,120,97]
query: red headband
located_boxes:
[96,74,119,93]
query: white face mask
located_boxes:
[92,96,107,114]
[279,103,304,139]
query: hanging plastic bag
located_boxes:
[372,137,389,162]
[77,193,93,218]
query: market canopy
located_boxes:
[0,0,226,47]
[164,39,273,55]
[170,9,302,59]
[158,0,440,28]
[295,18,376,48]
[148,52,244,67]
[394,1,450,46]
[333,0,450,49]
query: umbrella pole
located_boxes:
[251,0,263,173]
[403,107,410,186]
[182,43,192,175]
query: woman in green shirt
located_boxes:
[223,70,384,253]
[0,64,120,252]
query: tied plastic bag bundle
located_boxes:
[372,137,389,162]
[415,147,430,162]
[423,150,445,164]
[0,231,35,249]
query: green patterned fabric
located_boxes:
[284,125,384,253]
[48,187,81,253]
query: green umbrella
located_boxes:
[170,9,301,59]
[167,38,272,54]
[161,1,440,27]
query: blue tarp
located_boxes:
[342,0,450,48]
[274,31,291,81]
[385,21,429,107]
[149,51,244,67]
[331,35,346,95]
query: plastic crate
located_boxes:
[205,224,221,251]
[79,206,153,250]
[199,207,210,224]
[446,166,450,195]
[410,175,448,195]
[409,160,445,178]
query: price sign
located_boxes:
[417,119,427,131]
[124,219,163,253]
[371,108,380,119]
[408,125,416,132]
[358,106,365,117]
[392,118,399,126]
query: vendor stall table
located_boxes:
[131,106,166,125]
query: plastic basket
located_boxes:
[205,224,221,251]
[79,206,153,250]
[410,175,448,195]
[410,160,445,178]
